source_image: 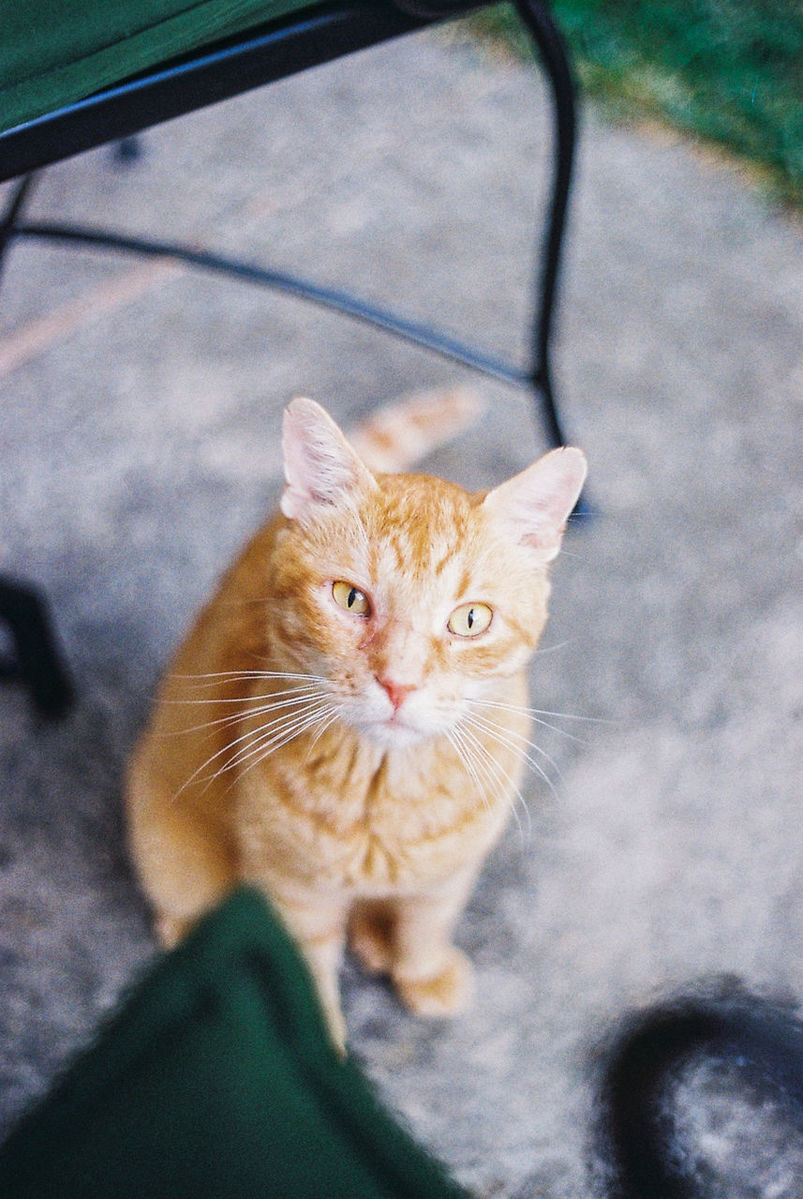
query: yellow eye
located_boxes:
[332,581,371,617]
[448,602,493,638]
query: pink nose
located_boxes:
[377,677,417,711]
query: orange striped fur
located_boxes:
[126,396,586,1051]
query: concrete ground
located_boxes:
[1,20,801,1198]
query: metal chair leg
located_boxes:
[516,0,590,515]
[515,0,577,451]
[0,578,75,717]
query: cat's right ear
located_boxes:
[281,397,377,523]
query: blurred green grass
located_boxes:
[471,1,802,206]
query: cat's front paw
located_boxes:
[394,948,473,1019]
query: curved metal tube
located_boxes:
[11,219,530,387]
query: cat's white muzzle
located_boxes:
[347,680,461,748]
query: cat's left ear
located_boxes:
[482,447,587,563]
[281,397,377,523]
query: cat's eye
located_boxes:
[332,581,371,617]
[448,602,493,638]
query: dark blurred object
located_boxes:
[595,985,803,1198]
[112,136,143,164]
[0,579,74,717]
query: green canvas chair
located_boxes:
[0,886,470,1198]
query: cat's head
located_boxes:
[272,398,586,749]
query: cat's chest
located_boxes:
[235,735,508,894]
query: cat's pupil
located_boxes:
[466,608,475,629]
[347,588,359,609]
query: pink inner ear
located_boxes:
[483,447,587,562]
[280,397,375,521]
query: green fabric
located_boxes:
[0,887,469,1199]
[0,0,315,135]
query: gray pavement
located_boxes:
[1,23,801,1197]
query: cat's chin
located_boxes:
[354,718,434,751]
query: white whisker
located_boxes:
[170,670,330,684]
[160,688,330,735]
[196,701,342,807]
[221,701,335,775]
[468,697,608,745]
[467,706,563,779]
[532,639,574,656]
[472,696,612,725]
[171,692,335,801]
[456,720,530,843]
[446,726,492,816]
[163,683,325,708]
[303,704,346,762]
[463,711,559,804]
[224,703,338,782]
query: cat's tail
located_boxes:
[347,386,484,474]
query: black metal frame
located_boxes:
[0,0,578,713]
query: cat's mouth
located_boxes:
[339,678,458,748]
[359,712,427,749]
[353,696,458,750]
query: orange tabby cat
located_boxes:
[126,396,586,1051]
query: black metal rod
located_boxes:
[12,220,530,387]
[515,0,577,450]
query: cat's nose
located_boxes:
[376,676,417,711]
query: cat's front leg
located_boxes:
[387,869,478,1019]
[262,881,351,1054]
